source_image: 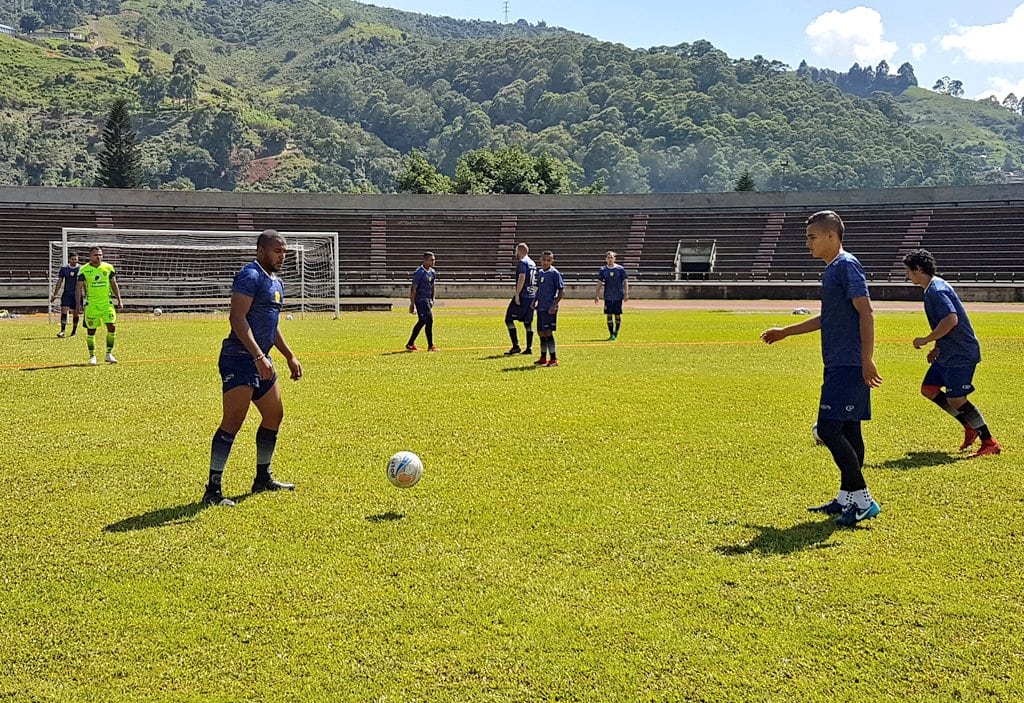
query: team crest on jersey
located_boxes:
[274,290,281,303]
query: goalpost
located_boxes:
[51,228,341,319]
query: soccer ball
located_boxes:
[386,451,423,488]
[811,423,823,446]
[153,308,162,316]
[285,314,294,320]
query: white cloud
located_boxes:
[941,4,1024,63]
[973,77,1024,102]
[805,6,898,66]
[911,42,927,61]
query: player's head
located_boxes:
[68,252,78,265]
[903,248,936,286]
[422,251,435,268]
[805,210,844,261]
[540,250,554,270]
[516,243,529,259]
[89,246,102,265]
[605,250,617,266]
[256,230,287,273]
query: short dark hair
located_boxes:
[90,246,101,253]
[68,252,78,260]
[806,210,845,241]
[541,250,554,258]
[903,248,937,276]
[422,251,435,261]
[605,250,617,258]
[257,229,285,249]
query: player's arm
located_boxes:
[75,277,85,312]
[551,284,564,313]
[408,282,417,314]
[110,275,123,309]
[514,273,525,305]
[594,278,602,304]
[623,275,629,303]
[51,272,63,301]
[852,296,882,387]
[913,313,957,349]
[228,292,274,380]
[760,314,822,343]
[273,328,302,381]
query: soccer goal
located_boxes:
[51,228,341,318]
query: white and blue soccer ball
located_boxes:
[285,314,294,320]
[153,308,162,316]
[387,451,423,488]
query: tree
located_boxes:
[31,0,78,29]
[19,14,44,33]
[396,151,453,193]
[734,169,756,191]
[1002,93,1019,113]
[96,98,141,189]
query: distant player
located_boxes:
[51,252,81,337]
[504,242,537,355]
[903,249,1001,457]
[594,250,628,340]
[761,210,883,527]
[406,251,438,352]
[76,246,122,365]
[532,250,565,367]
[204,230,302,507]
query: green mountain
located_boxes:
[1,0,1022,192]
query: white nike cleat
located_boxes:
[88,356,98,365]
[105,353,118,363]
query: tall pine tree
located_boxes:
[96,98,140,189]
[734,170,756,192]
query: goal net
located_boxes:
[51,228,340,318]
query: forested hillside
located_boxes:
[1,0,1022,193]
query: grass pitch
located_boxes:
[2,304,1022,702]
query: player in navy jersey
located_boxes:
[532,250,565,367]
[204,230,302,507]
[594,251,629,340]
[504,243,537,355]
[406,252,438,352]
[904,249,1000,457]
[761,211,883,527]
[50,252,81,337]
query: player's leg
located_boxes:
[504,299,521,354]
[104,320,117,363]
[423,303,437,351]
[544,313,558,366]
[944,366,1000,457]
[614,314,622,338]
[406,319,424,350]
[252,379,296,491]
[70,304,79,336]
[84,311,98,364]
[58,305,69,337]
[204,384,253,506]
[921,364,974,448]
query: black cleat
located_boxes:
[503,346,522,355]
[252,476,296,493]
[521,347,533,354]
[202,488,236,507]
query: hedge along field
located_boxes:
[1,306,1022,702]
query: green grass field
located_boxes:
[2,304,1022,702]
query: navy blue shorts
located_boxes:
[818,365,871,422]
[505,298,535,324]
[60,294,77,309]
[219,353,277,401]
[603,299,623,315]
[537,309,558,332]
[415,300,433,322]
[923,363,976,398]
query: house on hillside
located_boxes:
[0,24,15,36]
[32,30,86,41]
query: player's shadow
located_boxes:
[380,350,415,356]
[20,362,95,371]
[479,353,511,360]
[871,451,962,471]
[715,519,842,557]
[501,365,539,372]
[104,494,251,532]
[366,511,404,523]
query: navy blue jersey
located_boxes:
[536,266,565,310]
[517,256,538,300]
[222,261,284,356]
[58,265,80,296]
[598,264,627,300]
[412,266,435,303]
[820,251,869,368]
[924,277,981,366]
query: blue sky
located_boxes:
[372,0,1024,100]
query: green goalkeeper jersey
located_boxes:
[79,262,116,308]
